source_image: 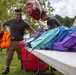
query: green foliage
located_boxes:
[0,0,18,23]
[39,0,54,16]
[55,15,75,27]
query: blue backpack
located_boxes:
[68,26,76,35]
[46,25,69,49]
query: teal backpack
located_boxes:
[31,28,60,49]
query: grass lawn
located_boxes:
[0,50,64,75]
[0,50,35,75]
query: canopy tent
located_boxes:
[73,19,76,26]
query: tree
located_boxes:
[0,0,18,23]
[55,15,64,25]
[55,14,75,27]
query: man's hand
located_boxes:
[29,27,36,34]
[0,30,4,34]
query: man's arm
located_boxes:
[0,23,5,33]
[29,27,36,34]
[0,24,5,43]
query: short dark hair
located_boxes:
[41,11,46,19]
[41,11,46,16]
[14,8,22,12]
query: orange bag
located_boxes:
[0,32,11,48]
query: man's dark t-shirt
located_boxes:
[4,18,31,41]
[47,17,61,29]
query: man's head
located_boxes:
[14,8,22,21]
[41,11,48,21]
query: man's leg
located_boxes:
[16,41,23,70]
[20,60,23,70]
[2,59,12,74]
[2,41,15,74]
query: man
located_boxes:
[41,11,61,29]
[1,8,35,74]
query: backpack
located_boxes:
[53,32,76,52]
[31,28,60,49]
[24,27,46,47]
[46,25,69,49]
[68,26,76,35]
[26,0,41,20]
[0,32,10,48]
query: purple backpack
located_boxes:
[34,27,47,38]
[53,32,76,52]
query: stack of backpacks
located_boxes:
[24,25,76,52]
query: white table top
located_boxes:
[26,48,76,75]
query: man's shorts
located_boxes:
[6,41,22,60]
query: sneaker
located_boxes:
[2,69,9,74]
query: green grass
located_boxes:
[0,50,35,75]
[0,50,64,75]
